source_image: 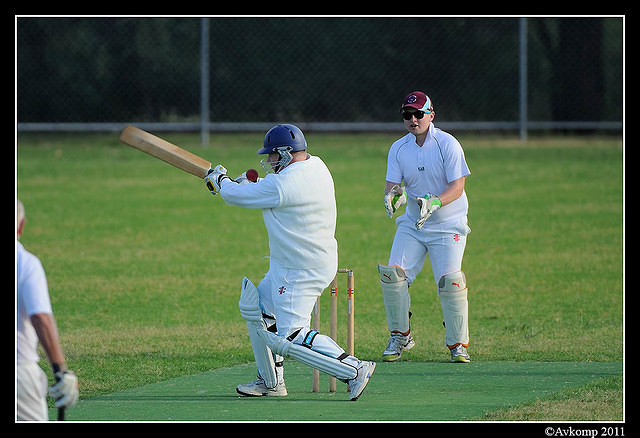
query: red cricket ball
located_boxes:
[246,168,259,182]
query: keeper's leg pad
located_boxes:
[378,265,411,334]
[257,329,358,381]
[239,277,278,388]
[437,271,469,349]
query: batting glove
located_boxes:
[415,194,442,230]
[384,185,407,218]
[49,370,79,409]
[204,164,232,195]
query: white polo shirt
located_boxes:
[386,125,470,227]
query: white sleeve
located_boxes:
[219,174,281,209]
[385,144,403,184]
[18,252,53,316]
[443,139,471,183]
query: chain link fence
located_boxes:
[17,16,623,138]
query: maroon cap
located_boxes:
[401,91,433,113]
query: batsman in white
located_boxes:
[380,92,472,363]
[16,199,79,420]
[204,124,376,400]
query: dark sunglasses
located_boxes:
[402,110,427,120]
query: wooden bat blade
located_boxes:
[120,126,211,178]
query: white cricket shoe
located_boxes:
[382,333,415,362]
[347,360,376,401]
[450,344,471,363]
[236,376,288,397]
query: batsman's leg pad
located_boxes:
[294,329,347,359]
[257,329,358,381]
[239,277,278,388]
[437,271,469,349]
[378,265,411,334]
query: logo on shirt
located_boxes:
[278,286,286,295]
[418,166,425,171]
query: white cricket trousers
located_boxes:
[389,215,470,286]
[257,260,336,339]
[17,362,49,421]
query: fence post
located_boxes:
[519,17,528,142]
[200,17,210,146]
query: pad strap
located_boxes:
[302,330,319,348]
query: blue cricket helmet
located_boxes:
[257,124,307,155]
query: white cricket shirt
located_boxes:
[16,241,53,364]
[220,155,338,270]
[386,126,471,227]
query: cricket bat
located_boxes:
[119,125,212,178]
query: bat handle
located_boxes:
[58,407,65,421]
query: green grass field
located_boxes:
[16,132,623,422]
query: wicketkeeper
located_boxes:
[380,92,472,363]
[204,124,376,400]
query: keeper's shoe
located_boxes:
[236,377,287,397]
[449,344,471,363]
[347,360,376,401]
[382,333,415,362]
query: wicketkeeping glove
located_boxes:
[384,185,407,218]
[48,370,79,409]
[415,194,442,230]
[204,164,232,195]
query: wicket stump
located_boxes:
[312,268,354,392]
